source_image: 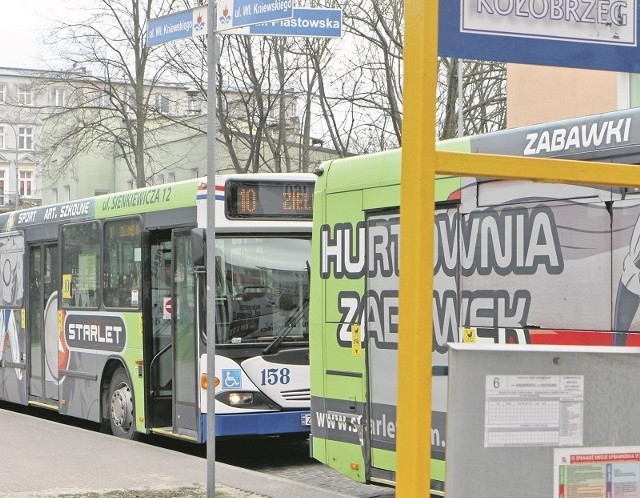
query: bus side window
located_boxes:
[103,219,142,309]
[61,222,100,309]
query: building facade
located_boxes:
[0,66,336,208]
[0,67,51,210]
[507,65,635,128]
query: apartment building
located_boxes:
[0,66,202,209]
[507,66,638,127]
[0,66,331,208]
[0,67,47,210]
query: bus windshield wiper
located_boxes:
[262,299,309,355]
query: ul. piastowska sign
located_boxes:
[439,0,640,72]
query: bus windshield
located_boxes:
[215,236,310,344]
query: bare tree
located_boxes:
[437,58,506,140]
[40,0,190,187]
[40,0,506,184]
[164,28,331,174]
[320,0,506,149]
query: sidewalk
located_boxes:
[0,407,352,498]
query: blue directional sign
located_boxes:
[439,0,640,73]
[225,8,342,38]
[147,6,208,46]
[217,0,293,31]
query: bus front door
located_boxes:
[147,229,198,439]
[28,243,59,405]
[365,212,399,484]
[172,229,198,438]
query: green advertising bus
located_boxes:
[0,172,315,444]
[309,108,640,494]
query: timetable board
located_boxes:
[446,343,640,498]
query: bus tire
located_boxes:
[108,367,138,440]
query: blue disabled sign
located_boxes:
[147,6,207,46]
[225,8,343,38]
[217,0,293,31]
[439,0,640,73]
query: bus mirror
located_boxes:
[191,228,206,268]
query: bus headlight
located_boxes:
[228,392,253,406]
[215,391,279,410]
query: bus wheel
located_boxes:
[108,368,138,440]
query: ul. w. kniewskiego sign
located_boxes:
[438,0,640,72]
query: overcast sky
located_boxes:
[1,1,67,69]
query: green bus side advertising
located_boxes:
[309,108,640,494]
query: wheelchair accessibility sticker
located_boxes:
[222,369,242,389]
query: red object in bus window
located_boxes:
[528,329,640,347]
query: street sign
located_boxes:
[224,8,342,38]
[217,0,293,31]
[438,0,640,72]
[163,297,172,320]
[147,6,208,46]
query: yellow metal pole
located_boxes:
[437,151,640,187]
[397,0,437,495]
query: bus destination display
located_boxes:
[226,180,314,219]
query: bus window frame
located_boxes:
[60,220,102,311]
[102,215,143,311]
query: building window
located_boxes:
[17,86,33,106]
[0,171,5,205]
[191,168,199,178]
[18,127,33,150]
[155,93,170,113]
[187,90,201,114]
[0,84,6,103]
[168,172,176,183]
[124,89,135,112]
[286,100,297,117]
[20,171,32,197]
[51,187,58,204]
[63,185,70,201]
[0,126,5,149]
[50,88,67,107]
[101,90,115,108]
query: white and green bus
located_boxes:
[309,108,640,494]
[0,172,315,442]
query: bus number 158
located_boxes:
[261,367,291,385]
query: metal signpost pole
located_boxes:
[147,4,338,495]
[206,1,218,496]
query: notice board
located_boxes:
[446,343,640,498]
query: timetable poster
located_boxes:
[484,375,584,448]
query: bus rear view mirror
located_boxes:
[191,228,206,268]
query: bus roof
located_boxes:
[317,107,640,200]
[470,107,640,163]
[0,177,202,232]
[316,138,470,202]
